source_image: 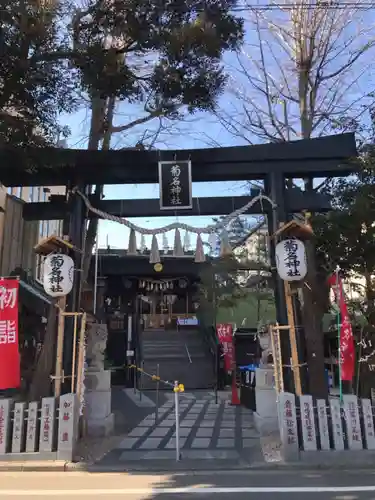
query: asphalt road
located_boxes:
[1,470,375,499]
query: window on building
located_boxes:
[12,187,22,198]
[39,221,44,238]
[7,187,12,195]
[29,187,34,202]
[44,221,49,237]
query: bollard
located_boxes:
[155,364,160,425]
[174,381,181,462]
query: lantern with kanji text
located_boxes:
[43,253,74,297]
[275,238,307,281]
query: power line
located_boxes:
[229,2,375,12]
[1,2,375,15]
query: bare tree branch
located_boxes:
[214,0,375,145]
[109,108,163,134]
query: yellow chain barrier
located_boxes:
[128,364,184,392]
[128,364,184,462]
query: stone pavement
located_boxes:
[96,391,263,470]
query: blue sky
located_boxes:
[61,74,257,251]
[59,6,374,251]
[57,13,270,251]
[62,106,255,250]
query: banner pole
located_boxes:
[336,265,342,402]
[55,296,67,398]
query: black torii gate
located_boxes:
[0,132,357,393]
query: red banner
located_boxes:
[0,279,20,390]
[328,273,355,381]
[216,323,234,373]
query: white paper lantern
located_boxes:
[275,238,307,281]
[43,253,74,297]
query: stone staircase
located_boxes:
[139,329,216,390]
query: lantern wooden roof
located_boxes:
[272,220,314,241]
[34,235,80,256]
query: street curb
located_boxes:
[0,461,68,472]
[1,460,375,473]
[66,461,375,473]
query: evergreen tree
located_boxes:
[212,215,248,254]
[1,0,244,147]
[1,0,244,398]
[313,140,375,397]
[72,0,245,281]
[73,0,244,111]
[313,152,375,316]
[0,0,77,146]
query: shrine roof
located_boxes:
[90,251,207,277]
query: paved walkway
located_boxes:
[97,391,262,470]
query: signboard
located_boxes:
[0,278,20,390]
[39,397,56,452]
[216,323,234,373]
[177,316,198,326]
[361,399,375,450]
[278,392,299,460]
[329,398,344,450]
[12,402,26,453]
[57,393,78,461]
[158,160,193,210]
[0,399,11,454]
[300,395,317,451]
[343,395,363,450]
[26,402,38,452]
[316,399,330,451]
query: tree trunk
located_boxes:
[81,97,115,287]
[365,270,375,318]
[301,240,328,398]
[28,303,57,400]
